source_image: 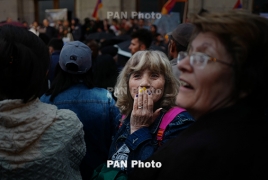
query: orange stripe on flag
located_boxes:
[161,0,177,15]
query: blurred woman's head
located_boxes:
[177,10,268,119]
[150,24,157,33]
[115,50,179,115]
[0,25,50,103]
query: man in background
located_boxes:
[168,23,194,78]
[129,29,153,55]
[40,19,58,42]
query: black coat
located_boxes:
[45,26,57,40]
[129,101,268,180]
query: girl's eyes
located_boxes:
[151,73,159,78]
[132,72,160,78]
[132,73,141,78]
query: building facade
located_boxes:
[0,0,265,25]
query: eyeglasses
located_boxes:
[177,51,233,69]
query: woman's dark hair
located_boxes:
[151,24,157,33]
[93,54,119,88]
[48,38,64,51]
[0,25,50,103]
[131,29,153,49]
[45,64,94,101]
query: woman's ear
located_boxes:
[140,43,146,51]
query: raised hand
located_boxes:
[130,87,162,134]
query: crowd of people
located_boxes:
[1,9,268,180]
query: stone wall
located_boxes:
[188,0,253,16]
[76,0,131,21]
[0,0,18,22]
[0,0,254,25]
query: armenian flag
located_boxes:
[161,0,187,15]
[233,0,242,9]
[161,0,177,15]
[92,0,103,18]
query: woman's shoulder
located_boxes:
[41,86,114,101]
[162,107,195,122]
[175,111,195,122]
[43,108,84,149]
[70,85,112,95]
[54,108,83,129]
[168,110,195,126]
[89,87,115,99]
[90,87,112,93]
[39,100,83,132]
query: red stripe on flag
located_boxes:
[92,0,103,18]
[233,0,242,9]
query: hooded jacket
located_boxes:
[0,99,86,180]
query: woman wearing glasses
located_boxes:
[129,10,268,180]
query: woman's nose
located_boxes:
[178,56,193,73]
[139,78,151,88]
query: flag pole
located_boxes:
[183,0,188,23]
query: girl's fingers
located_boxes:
[133,93,138,110]
[142,89,148,111]
[147,90,153,112]
[137,86,144,110]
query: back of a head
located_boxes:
[43,18,49,27]
[47,41,94,101]
[131,29,153,49]
[0,25,50,103]
[171,23,194,51]
[59,41,92,75]
[151,24,157,32]
[191,10,268,110]
[39,33,50,45]
[93,54,118,89]
[86,39,99,60]
[48,38,64,51]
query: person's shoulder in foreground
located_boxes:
[0,24,86,180]
[129,10,268,180]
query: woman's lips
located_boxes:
[180,79,194,89]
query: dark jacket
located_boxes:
[45,25,57,40]
[129,101,268,180]
[48,51,60,83]
[109,110,195,174]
